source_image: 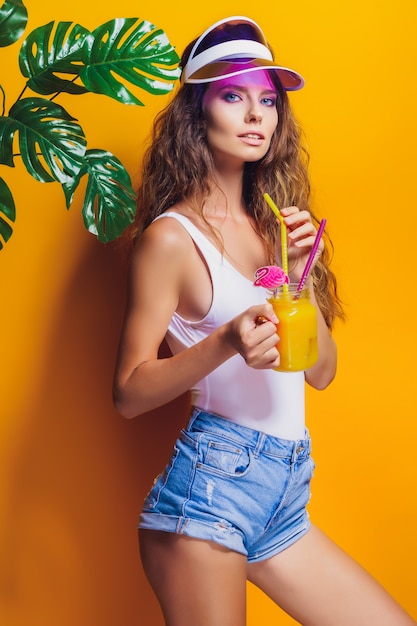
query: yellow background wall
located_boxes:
[1,1,416,624]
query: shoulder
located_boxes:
[139,213,193,255]
[130,212,196,282]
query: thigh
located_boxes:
[247,524,416,626]
[139,529,247,626]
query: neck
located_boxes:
[204,167,246,221]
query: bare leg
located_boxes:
[248,524,416,626]
[139,529,247,626]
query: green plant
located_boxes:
[0,0,181,250]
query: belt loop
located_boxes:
[254,432,266,458]
[291,441,302,465]
[291,439,306,465]
[187,406,200,430]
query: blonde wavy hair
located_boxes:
[128,41,345,329]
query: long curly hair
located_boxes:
[128,39,345,329]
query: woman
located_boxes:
[113,16,415,626]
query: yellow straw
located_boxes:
[263,193,289,292]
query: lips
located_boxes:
[239,132,265,140]
[238,132,265,147]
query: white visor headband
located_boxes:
[181,16,304,91]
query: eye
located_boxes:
[261,95,277,107]
[223,92,241,103]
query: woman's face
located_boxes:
[202,70,279,169]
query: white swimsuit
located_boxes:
[155,212,306,441]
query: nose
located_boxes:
[245,104,263,123]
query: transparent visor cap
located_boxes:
[181,16,304,91]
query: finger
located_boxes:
[251,303,278,325]
[292,236,318,250]
[286,222,315,243]
[251,348,280,369]
[256,324,280,345]
[255,315,279,328]
[290,229,325,254]
[244,326,279,363]
[280,206,300,217]
[282,209,311,226]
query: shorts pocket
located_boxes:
[196,435,252,477]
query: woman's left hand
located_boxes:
[280,206,324,282]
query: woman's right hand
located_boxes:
[225,303,280,369]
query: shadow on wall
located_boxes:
[0,237,189,626]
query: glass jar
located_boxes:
[267,284,318,372]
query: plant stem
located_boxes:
[0,84,5,116]
[15,85,28,102]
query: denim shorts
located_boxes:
[139,408,314,563]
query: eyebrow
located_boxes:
[217,83,277,95]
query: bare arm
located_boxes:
[281,206,337,390]
[113,219,280,418]
[304,277,337,389]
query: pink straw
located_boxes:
[296,219,327,294]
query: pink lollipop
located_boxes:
[254,265,289,288]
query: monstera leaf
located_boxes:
[79,18,181,105]
[19,21,92,95]
[0,97,86,182]
[0,176,15,249]
[0,7,181,250]
[62,149,136,243]
[0,0,27,47]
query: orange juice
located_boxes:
[268,285,318,372]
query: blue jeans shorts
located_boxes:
[139,408,314,563]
